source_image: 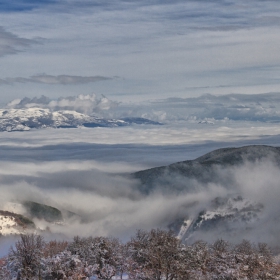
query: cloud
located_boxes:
[6,93,118,115]
[2,74,111,85]
[0,158,225,240]
[48,94,118,113]
[0,27,36,57]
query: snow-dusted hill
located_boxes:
[0,108,161,132]
[0,210,35,236]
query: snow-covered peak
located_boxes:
[0,107,161,132]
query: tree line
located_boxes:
[0,228,280,279]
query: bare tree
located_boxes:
[128,228,183,280]
[68,236,119,280]
[9,234,45,280]
[91,237,117,280]
[43,240,68,258]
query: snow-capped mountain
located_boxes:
[0,108,161,132]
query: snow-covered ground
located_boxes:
[0,215,22,235]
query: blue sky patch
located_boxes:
[0,0,56,12]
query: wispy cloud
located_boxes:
[0,27,35,57]
[1,74,111,85]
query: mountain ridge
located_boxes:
[133,145,280,193]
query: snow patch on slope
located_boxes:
[177,219,193,240]
[0,215,24,236]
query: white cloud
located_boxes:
[48,94,118,113]
[6,93,118,115]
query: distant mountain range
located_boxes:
[0,108,162,132]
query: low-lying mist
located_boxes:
[1,155,280,247]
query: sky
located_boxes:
[0,0,280,105]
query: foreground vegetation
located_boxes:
[1,229,280,279]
